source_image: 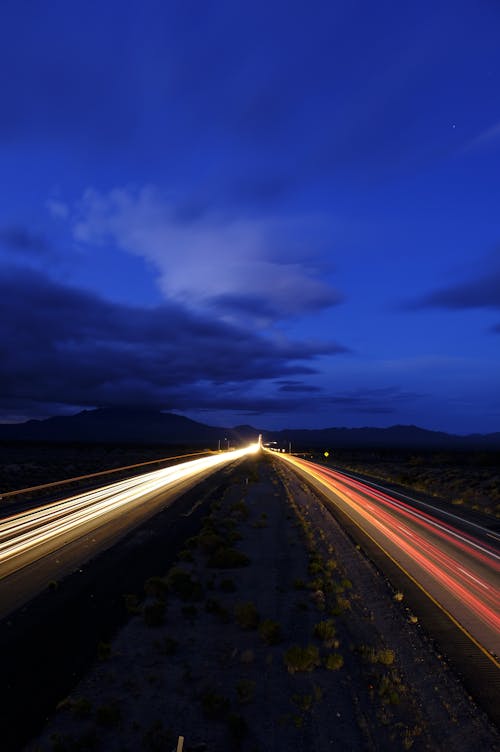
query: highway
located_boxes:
[0,442,260,616]
[271,452,500,661]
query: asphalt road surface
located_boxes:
[272,452,500,662]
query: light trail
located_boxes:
[0,450,214,500]
[0,442,260,578]
[271,452,500,659]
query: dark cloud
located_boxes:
[407,268,500,310]
[277,381,323,393]
[0,226,49,255]
[210,289,344,323]
[0,266,346,420]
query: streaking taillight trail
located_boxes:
[271,452,500,660]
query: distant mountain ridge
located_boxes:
[0,407,499,450]
[270,424,500,450]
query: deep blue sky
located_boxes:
[1,1,499,433]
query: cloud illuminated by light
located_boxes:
[70,186,341,323]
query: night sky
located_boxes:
[1,1,499,434]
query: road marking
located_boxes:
[458,566,490,590]
[279,457,500,670]
[397,525,414,538]
[333,468,500,541]
[334,473,500,562]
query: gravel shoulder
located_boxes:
[26,454,499,752]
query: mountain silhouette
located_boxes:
[0,408,499,449]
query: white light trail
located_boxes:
[0,442,260,573]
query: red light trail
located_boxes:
[272,453,500,662]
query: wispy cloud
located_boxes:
[46,199,69,219]
[404,255,500,311]
[70,186,342,325]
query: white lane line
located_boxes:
[458,566,490,590]
[332,472,500,562]
[397,525,414,538]
[334,468,500,541]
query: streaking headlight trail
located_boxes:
[0,442,260,578]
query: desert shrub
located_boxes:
[97,641,111,661]
[311,589,326,610]
[325,653,344,670]
[123,593,140,614]
[283,644,320,674]
[325,558,338,572]
[144,576,168,599]
[308,560,324,576]
[208,547,250,569]
[292,693,314,712]
[234,601,260,629]
[143,600,166,627]
[220,578,236,592]
[259,619,283,645]
[229,500,249,520]
[236,679,256,704]
[377,648,395,666]
[166,567,203,600]
[308,577,325,591]
[378,674,400,704]
[227,529,243,542]
[70,697,92,719]
[197,532,226,554]
[201,688,230,719]
[331,595,350,614]
[313,619,336,647]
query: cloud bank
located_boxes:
[0,266,345,421]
